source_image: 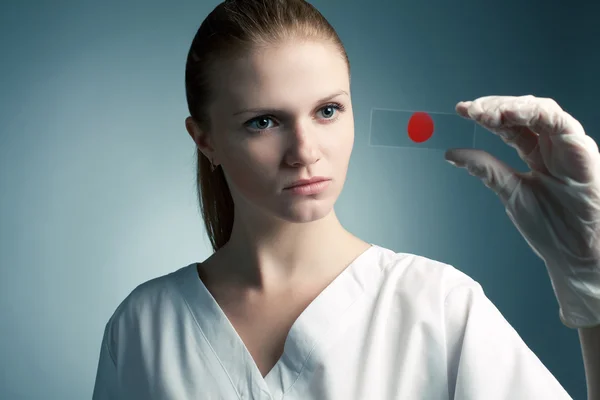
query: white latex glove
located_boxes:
[444,95,600,329]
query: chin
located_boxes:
[274,197,337,223]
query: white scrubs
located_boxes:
[93,244,573,399]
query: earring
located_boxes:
[210,158,217,172]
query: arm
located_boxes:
[580,325,600,400]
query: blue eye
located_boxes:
[248,117,274,131]
[244,102,346,132]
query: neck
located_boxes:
[208,208,369,294]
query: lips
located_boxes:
[285,177,331,189]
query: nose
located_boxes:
[284,122,321,167]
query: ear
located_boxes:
[185,116,216,161]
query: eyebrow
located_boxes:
[232,90,349,116]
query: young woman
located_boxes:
[93,1,600,399]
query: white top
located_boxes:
[92,244,573,399]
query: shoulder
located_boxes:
[368,243,491,336]
[116,266,188,315]
[102,264,195,344]
[370,244,505,350]
[370,244,480,300]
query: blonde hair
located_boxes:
[184,0,351,252]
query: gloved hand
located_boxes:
[444,95,600,329]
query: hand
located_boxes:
[444,95,600,328]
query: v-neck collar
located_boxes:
[176,244,380,399]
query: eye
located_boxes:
[244,102,346,132]
[247,116,274,131]
[318,104,341,119]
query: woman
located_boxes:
[93,0,600,399]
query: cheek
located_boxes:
[221,145,278,198]
[326,122,355,167]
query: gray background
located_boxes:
[1,0,598,398]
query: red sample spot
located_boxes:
[407,112,434,143]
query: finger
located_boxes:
[456,95,586,138]
[501,97,585,137]
[457,97,549,173]
[457,96,599,180]
[499,98,600,182]
[498,125,549,174]
[445,148,521,205]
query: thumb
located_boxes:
[445,148,520,204]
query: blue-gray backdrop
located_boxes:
[1,0,598,398]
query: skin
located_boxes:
[185,40,371,301]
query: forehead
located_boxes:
[211,41,349,109]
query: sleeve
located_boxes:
[92,322,119,400]
[444,281,573,400]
